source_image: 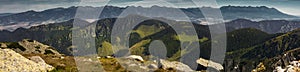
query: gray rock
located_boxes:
[17,39,61,55]
[148,64,158,69]
[125,55,144,61]
[0,49,54,72]
[115,56,159,72]
[160,59,194,72]
[196,58,224,71]
[0,43,7,48]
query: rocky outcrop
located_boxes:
[100,55,219,72]
[273,62,300,72]
[18,39,61,55]
[0,43,7,48]
[0,48,54,72]
[0,39,60,55]
[271,48,300,72]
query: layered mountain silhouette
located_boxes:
[220,6,297,20]
[0,6,298,31]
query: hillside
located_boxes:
[0,15,300,71]
[0,15,212,56]
[225,29,300,71]
[226,28,279,52]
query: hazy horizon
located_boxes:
[0,0,299,16]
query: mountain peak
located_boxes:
[220,5,280,13]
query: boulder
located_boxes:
[148,64,158,69]
[126,55,144,61]
[0,49,54,72]
[0,43,7,48]
[160,59,194,72]
[196,58,224,71]
[115,55,158,72]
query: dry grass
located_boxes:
[22,54,78,72]
[99,58,128,72]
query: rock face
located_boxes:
[18,39,61,55]
[1,39,60,55]
[0,49,54,72]
[160,59,194,72]
[270,48,300,72]
[273,63,300,72]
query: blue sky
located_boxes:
[0,0,299,16]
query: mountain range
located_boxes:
[1,5,300,71]
[0,6,298,31]
[1,15,300,53]
[225,19,300,33]
[0,13,300,71]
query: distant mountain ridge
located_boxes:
[0,13,14,17]
[0,5,298,31]
[220,6,297,20]
[226,19,300,33]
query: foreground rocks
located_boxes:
[100,55,228,72]
[0,48,54,72]
[0,39,227,72]
[100,55,196,72]
[1,39,61,55]
[116,55,159,72]
[160,59,194,72]
[196,58,224,70]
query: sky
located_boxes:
[0,0,299,16]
